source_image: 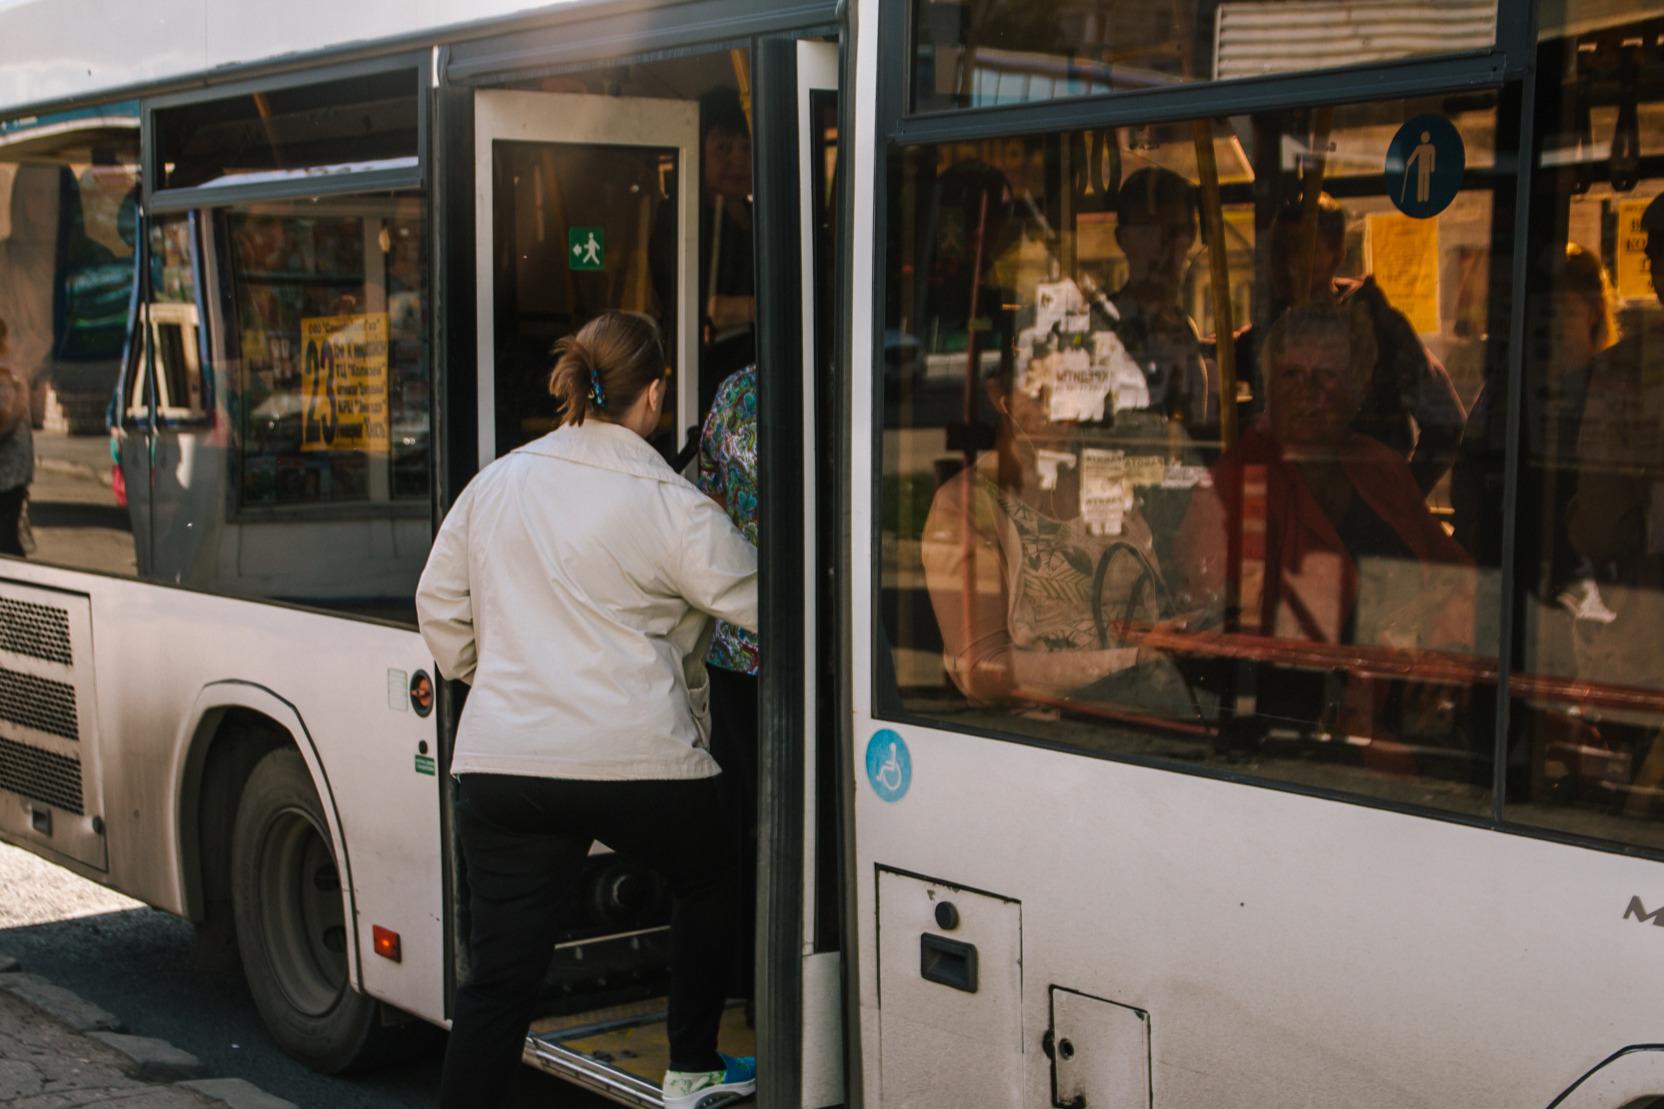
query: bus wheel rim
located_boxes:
[257,806,347,1018]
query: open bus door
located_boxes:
[448,36,845,1107]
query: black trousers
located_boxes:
[439,772,735,1109]
[0,485,25,557]
[707,665,758,1002]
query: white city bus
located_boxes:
[1,0,1664,1106]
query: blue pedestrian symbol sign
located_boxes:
[866,729,912,803]
[1385,115,1464,219]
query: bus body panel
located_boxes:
[848,718,1664,1108]
[0,560,445,1025]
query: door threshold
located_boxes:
[522,1035,664,1107]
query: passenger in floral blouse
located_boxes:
[695,364,759,1009]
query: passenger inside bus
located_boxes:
[918,343,1173,705]
[1451,241,1615,584]
[1561,194,1664,696]
[651,86,756,419]
[1101,167,1215,434]
[695,361,762,1015]
[1178,299,1474,650]
[1232,193,1465,492]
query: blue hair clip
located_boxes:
[590,369,607,409]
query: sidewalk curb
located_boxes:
[0,954,297,1109]
[89,1031,210,1082]
[176,1078,300,1109]
[0,972,123,1032]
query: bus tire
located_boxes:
[231,747,385,1073]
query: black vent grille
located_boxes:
[0,599,71,666]
[0,736,82,814]
[0,668,77,740]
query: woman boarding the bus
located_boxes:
[416,311,759,1109]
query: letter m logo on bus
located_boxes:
[1624,896,1664,926]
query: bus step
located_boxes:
[522,1034,664,1108]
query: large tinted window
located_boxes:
[154,71,419,192]
[132,193,430,623]
[882,95,1506,814]
[910,0,1498,112]
[0,105,143,576]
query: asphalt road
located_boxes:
[0,842,612,1109]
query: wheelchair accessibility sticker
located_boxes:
[866,729,912,803]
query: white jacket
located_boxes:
[416,420,759,781]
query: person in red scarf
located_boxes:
[1177,301,1475,748]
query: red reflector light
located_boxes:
[372,926,402,963]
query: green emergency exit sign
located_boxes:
[568,227,605,271]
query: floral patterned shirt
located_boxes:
[697,366,760,674]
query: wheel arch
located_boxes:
[1549,1045,1664,1109]
[172,680,363,990]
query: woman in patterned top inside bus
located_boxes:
[417,311,759,1109]
[919,347,1168,705]
[695,363,760,1012]
[0,317,33,557]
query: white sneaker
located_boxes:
[662,1053,757,1109]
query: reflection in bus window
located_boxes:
[909,0,1499,112]
[152,70,419,192]
[1499,5,1664,848]
[1177,301,1475,652]
[132,195,430,623]
[0,111,141,577]
[651,85,756,417]
[1234,194,1465,492]
[884,97,1504,814]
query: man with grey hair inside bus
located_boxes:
[1179,299,1473,652]
[1233,193,1465,493]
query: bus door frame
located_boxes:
[430,6,846,1105]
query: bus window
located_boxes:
[489,140,679,456]
[883,95,1505,814]
[909,0,1498,113]
[0,114,142,576]
[1498,3,1664,849]
[152,69,418,192]
[136,194,431,623]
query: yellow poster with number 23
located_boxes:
[299,313,390,454]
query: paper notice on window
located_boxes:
[1080,447,1131,537]
[1126,455,1166,487]
[299,312,390,454]
[1365,213,1440,335]
[1049,346,1112,421]
[1034,279,1086,334]
[1094,330,1150,414]
[1617,198,1655,301]
[1036,448,1077,492]
[1162,463,1210,489]
[1019,350,1054,399]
